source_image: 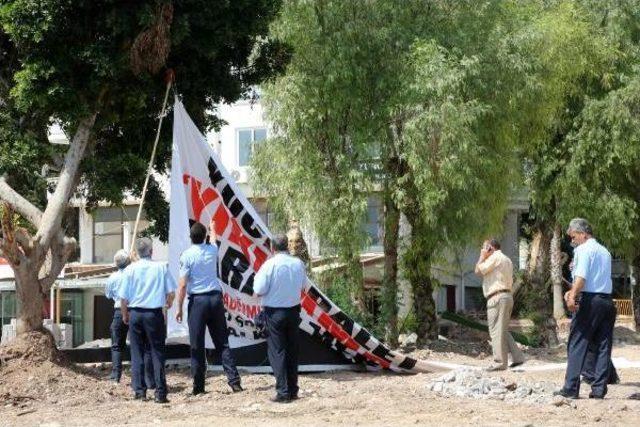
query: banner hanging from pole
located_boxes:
[168,98,445,372]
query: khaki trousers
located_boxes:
[487,293,524,367]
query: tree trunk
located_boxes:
[14,265,44,334]
[403,221,438,344]
[526,225,559,346]
[346,252,367,315]
[381,190,400,346]
[550,223,566,320]
[0,112,96,337]
[632,255,640,329]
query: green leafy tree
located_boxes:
[510,1,618,343]
[0,0,285,337]
[254,0,568,343]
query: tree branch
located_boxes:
[36,112,98,250]
[0,203,28,266]
[39,232,76,292]
[0,178,43,228]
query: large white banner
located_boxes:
[168,99,443,372]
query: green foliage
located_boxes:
[316,271,374,332]
[0,0,286,239]
[561,76,640,257]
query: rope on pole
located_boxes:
[129,70,174,256]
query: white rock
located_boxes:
[404,333,418,346]
[442,371,456,383]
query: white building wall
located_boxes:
[206,99,268,198]
[79,208,93,264]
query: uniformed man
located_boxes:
[119,237,176,403]
[175,221,242,395]
[254,234,307,403]
[555,218,615,399]
[104,250,155,388]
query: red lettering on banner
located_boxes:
[213,204,231,236]
[251,246,268,271]
[222,294,261,319]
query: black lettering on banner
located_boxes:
[228,327,239,337]
[306,286,332,312]
[207,158,225,186]
[235,315,245,327]
[240,212,263,239]
[221,184,235,207]
[229,197,244,217]
[354,328,371,348]
[253,330,267,340]
[398,357,417,370]
[220,246,255,295]
[371,343,393,363]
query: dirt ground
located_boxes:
[2,328,640,426]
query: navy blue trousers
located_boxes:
[582,341,619,385]
[111,309,155,387]
[265,305,301,399]
[563,293,616,396]
[129,308,167,398]
[188,291,240,390]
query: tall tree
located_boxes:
[0,0,286,338]
[254,0,564,343]
[506,0,618,343]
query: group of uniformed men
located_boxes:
[105,221,306,403]
[107,216,620,403]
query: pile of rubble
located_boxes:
[426,368,576,407]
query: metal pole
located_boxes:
[56,285,61,324]
[50,284,55,320]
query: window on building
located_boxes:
[1,291,17,326]
[238,128,267,167]
[93,205,148,263]
[248,197,274,229]
[59,290,84,347]
[365,196,384,249]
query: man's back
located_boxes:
[254,253,306,308]
[105,269,125,307]
[120,258,175,308]
[180,243,221,294]
[573,238,612,294]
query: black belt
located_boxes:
[264,304,301,311]
[129,307,163,312]
[581,292,612,298]
[189,290,222,297]
[486,289,511,300]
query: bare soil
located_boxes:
[2,328,640,426]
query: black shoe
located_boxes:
[134,392,147,401]
[553,389,579,399]
[270,395,291,403]
[230,383,243,393]
[290,393,299,400]
[509,361,525,368]
[192,386,205,396]
[588,393,605,399]
[154,396,169,404]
